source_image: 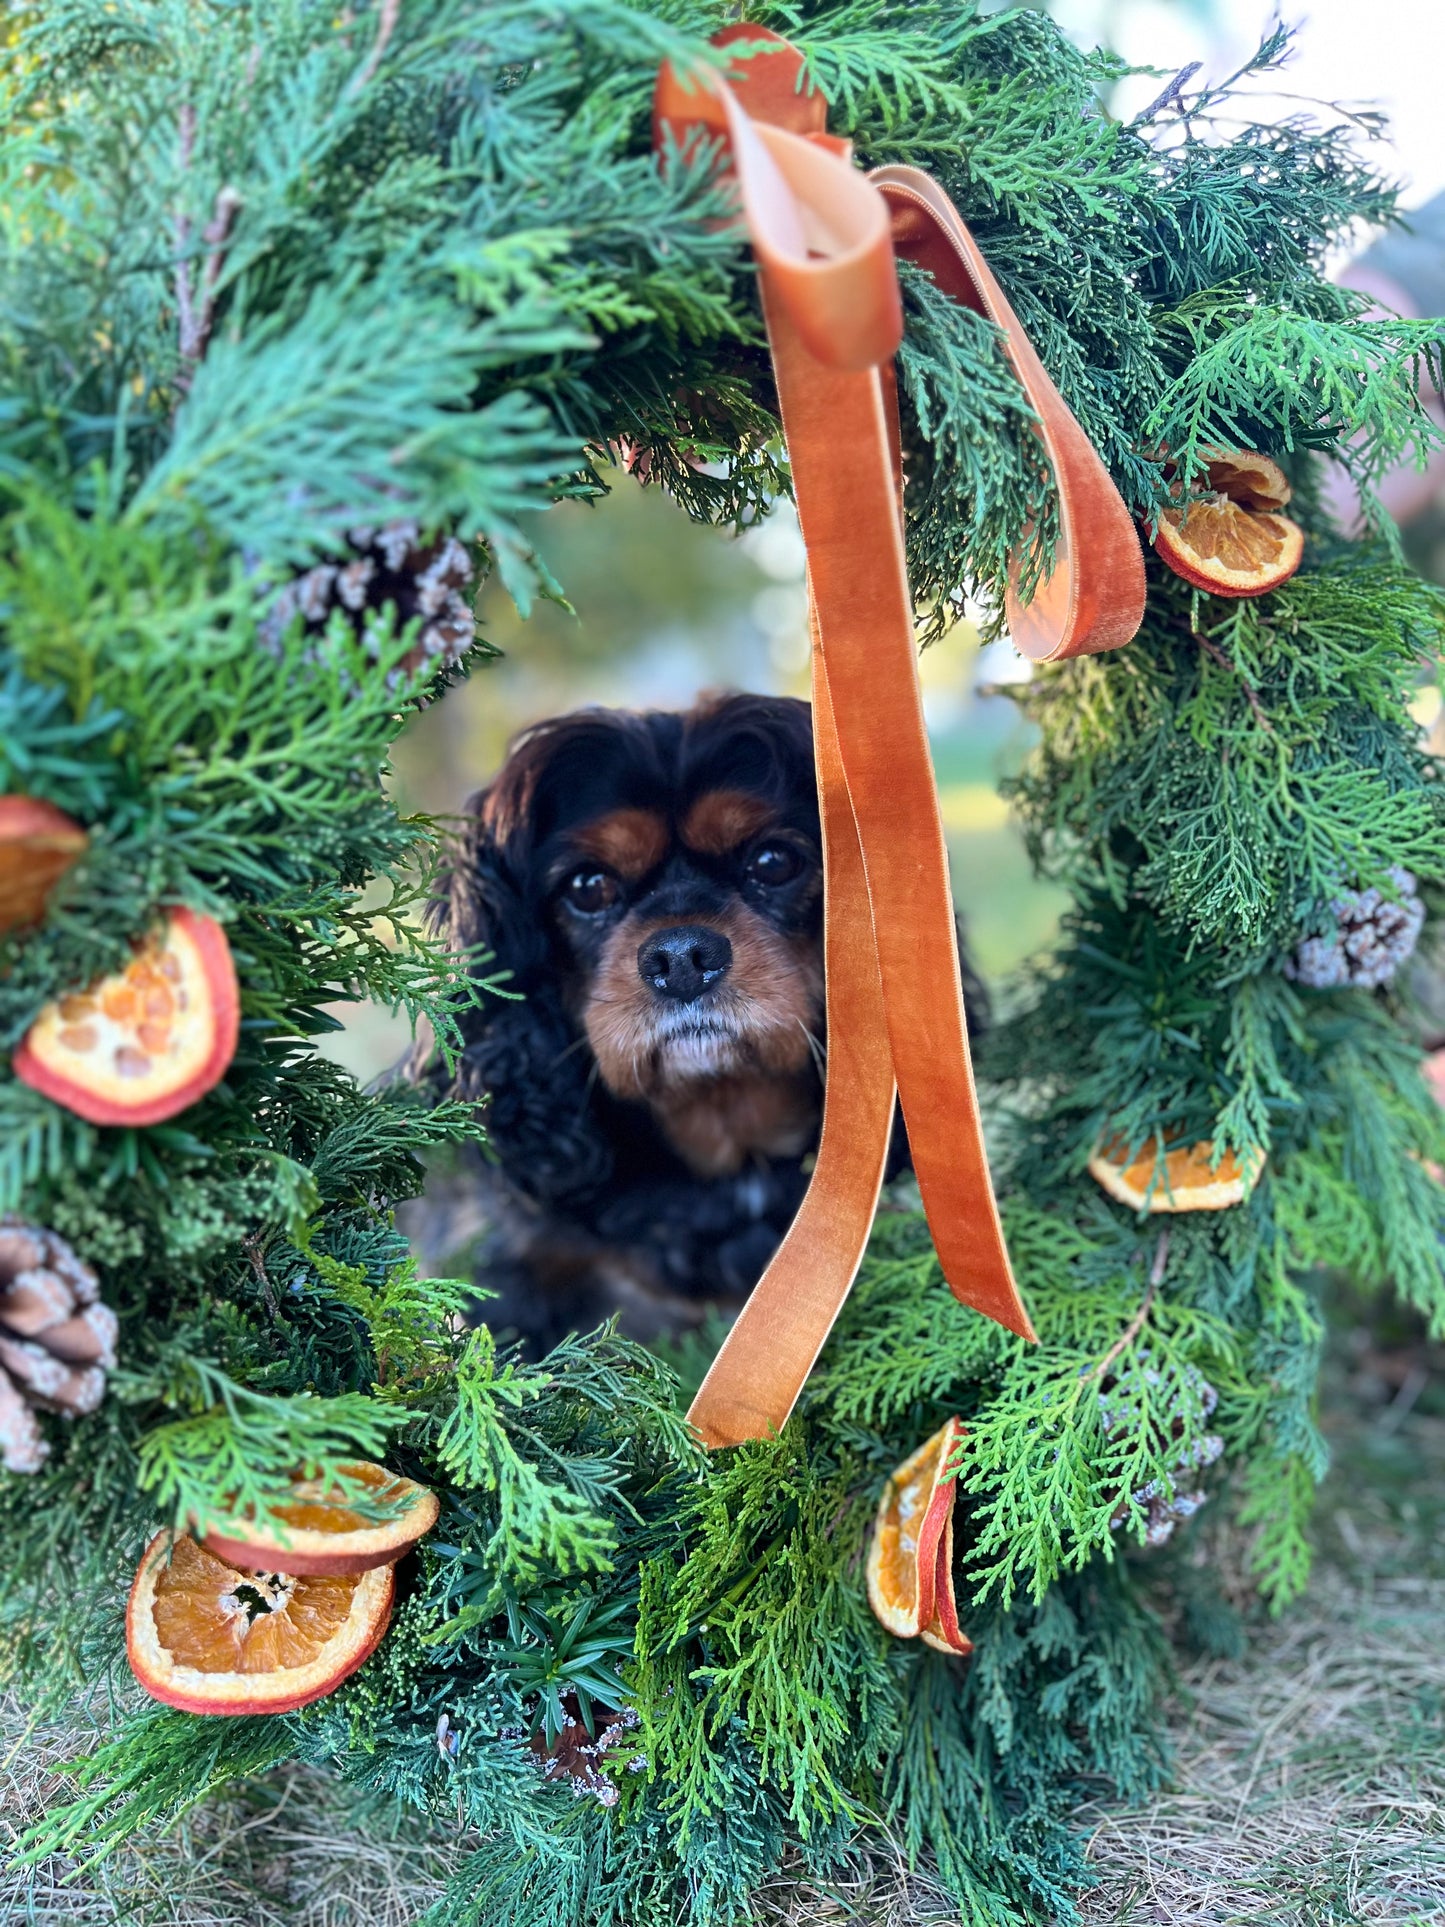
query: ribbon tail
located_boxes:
[657,39,1097,1448]
[685,635,896,1449]
[760,288,1036,1346]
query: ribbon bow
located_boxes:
[654,28,1145,1448]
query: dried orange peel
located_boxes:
[1190,450,1292,512]
[919,1505,972,1656]
[14,907,238,1126]
[199,1461,440,1576]
[1088,1133,1264,1213]
[866,1416,971,1654]
[0,797,88,936]
[126,1531,393,1716]
[1153,449,1303,599]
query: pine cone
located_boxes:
[0,1219,117,1473]
[1287,867,1425,990]
[521,1693,643,1807]
[260,522,477,684]
[1099,1356,1223,1550]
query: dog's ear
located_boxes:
[407,747,617,1205]
[442,782,551,993]
[401,781,535,1089]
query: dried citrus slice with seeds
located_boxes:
[919,1507,973,1656]
[1088,1133,1263,1213]
[13,907,238,1126]
[866,1416,964,1639]
[0,797,89,936]
[1153,449,1303,598]
[199,1461,439,1576]
[126,1531,393,1716]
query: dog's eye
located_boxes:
[746,843,802,887]
[563,868,619,914]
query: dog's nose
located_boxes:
[638,925,732,1003]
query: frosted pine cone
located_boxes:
[260,522,477,684]
[1099,1356,1223,1549]
[0,1219,117,1473]
[522,1694,643,1808]
[1287,867,1425,990]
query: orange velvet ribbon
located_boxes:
[654,28,1145,1449]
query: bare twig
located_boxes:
[172,103,198,364]
[172,104,243,387]
[193,187,242,348]
[1091,1230,1170,1382]
[242,1229,280,1320]
[1133,62,1203,126]
[353,0,401,92]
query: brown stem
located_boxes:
[1090,1230,1170,1382]
[173,102,242,388]
[242,1229,279,1320]
[172,103,198,367]
[353,0,401,91]
[1133,61,1202,124]
[1193,627,1275,735]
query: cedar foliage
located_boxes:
[2,3,1443,1922]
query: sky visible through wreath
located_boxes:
[1063,0,1444,210]
[326,0,1445,1084]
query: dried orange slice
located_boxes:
[919,1506,972,1656]
[866,1416,963,1639]
[126,1531,393,1716]
[13,907,238,1126]
[1088,1133,1263,1213]
[1154,450,1303,598]
[0,797,88,936]
[1193,450,1292,511]
[199,1461,439,1576]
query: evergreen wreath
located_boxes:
[2,3,1444,1922]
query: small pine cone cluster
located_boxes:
[523,1695,644,1808]
[1099,1356,1224,1549]
[1287,867,1425,990]
[0,1219,117,1473]
[260,522,476,684]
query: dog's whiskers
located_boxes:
[798,1021,827,1079]
[578,1057,601,1120]
[551,1034,593,1068]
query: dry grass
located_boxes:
[1075,1372,1445,1927]
[0,1734,462,1926]
[4,1347,1442,1926]
[1078,1564,1445,1925]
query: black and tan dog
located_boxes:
[406,693,985,1351]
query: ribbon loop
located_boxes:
[654,40,900,371]
[872,166,1146,662]
[654,30,1143,1448]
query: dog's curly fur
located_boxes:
[405,693,987,1352]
